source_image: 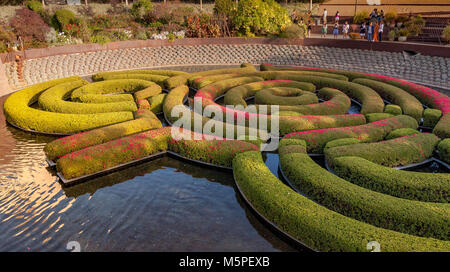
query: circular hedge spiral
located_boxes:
[3,63,450,252]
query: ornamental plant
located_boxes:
[233,0,290,36]
[9,8,50,43]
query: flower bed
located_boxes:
[284,115,418,153]
[333,156,450,203]
[279,142,450,240]
[233,151,450,252]
[325,133,440,168]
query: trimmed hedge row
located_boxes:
[233,151,450,251]
[423,108,442,128]
[279,146,450,240]
[325,133,440,168]
[163,85,269,140]
[272,74,385,114]
[384,104,402,115]
[93,73,168,87]
[38,80,138,114]
[386,128,420,140]
[333,156,450,203]
[438,138,450,164]
[261,64,450,138]
[165,63,258,89]
[71,79,154,103]
[353,78,423,120]
[3,77,134,134]
[324,138,361,151]
[134,84,163,101]
[45,109,162,160]
[284,115,418,153]
[254,87,318,105]
[365,113,393,123]
[57,127,172,180]
[190,73,241,89]
[274,88,351,116]
[168,138,259,167]
[224,80,316,107]
[92,69,187,81]
[148,93,166,114]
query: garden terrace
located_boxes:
[2,63,449,252]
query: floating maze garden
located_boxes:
[3,63,450,252]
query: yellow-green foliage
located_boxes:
[254,87,318,105]
[71,79,154,103]
[92,69,187,81]
[423,108,442,128]
[438,138,450,164]
[148,93,166,113]
[3,77,134,134]
[38,80,137,114]
[134,84,162,101]
[94,73,168,87]
[45,109,162,160]
[365,113,394,123]
[234,151,450,251]
[384,104,403,115]
[190,73,241,89]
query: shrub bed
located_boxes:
[386,128,420,140]
[134,84,163,101]
[353,78,423,120]
[38,80,138,114]
[324,138,361,151]
[57,127,172,180]
[279,148,450,240]
[165,63,258,89]
[384,104,403,115]
[3,77,134,134]
[224,80,316,107]
[284,115,418,153]
[325,133,440,167]
[234,151,450,251]
[45,109,162,161]
[189,73,241,89]
[168,138,259,168]
[272,74,385,114]
[423,108,442,128]
[148,93,166,113]
[94,73,168,87]
[71,79,154,103]
[92,69,187,81]
[254,87,318,106]
[438,138,450,164]
[365,113,394,123]
[333,156,450,203]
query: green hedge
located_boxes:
[45,109,162,160]
[438,138,450,164]
[168,138,259,167]
[190,73,241,89]
[434,115,450,139]
[423,108,442,128]
[333,156,450,203]
[279,114,366,136]
[163,85,269,140]
[234,151,450,251]
[384,104,403,115]
[148,93,166,114]
[386,128,420,140]
[280,148,450,240]
[353,78,423,120]
[324,138,361,151]
[134,84,162,101]
[57,127,172,180]
[254,87,318,105]
[365,113,394,123]
[284,115,418,153]
[71,79,154,103]
[165,63,258,89]
[274,88,351,116]
[92,69,187,81]
[224,80,315,107]
[325,133,440,167]
[3,77,134,134]
[38,80,138,114]
[136,99,151,110]
[272,74,385,114]
[94,73,168,87]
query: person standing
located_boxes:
[323,8,328,24]
[321,22,328,38]
[378,21,384,42]
[367,21,374,42]
[333,22,339,39]
[360,22,366,39]
[307,20,312,38]
[291,9,298,24]
[342,21,350,39]
[335,11,340,23]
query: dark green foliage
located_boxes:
[438,139,450,164]
[324,138,360,151]
[365,113,394,123]
[384,104,403,115]
[385,128,420,140]
[423,108,442,128]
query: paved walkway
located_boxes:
[4,44,449,92]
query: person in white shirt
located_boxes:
[378,21,384,42]
[323,9,328,24]
[342,21,350,39]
